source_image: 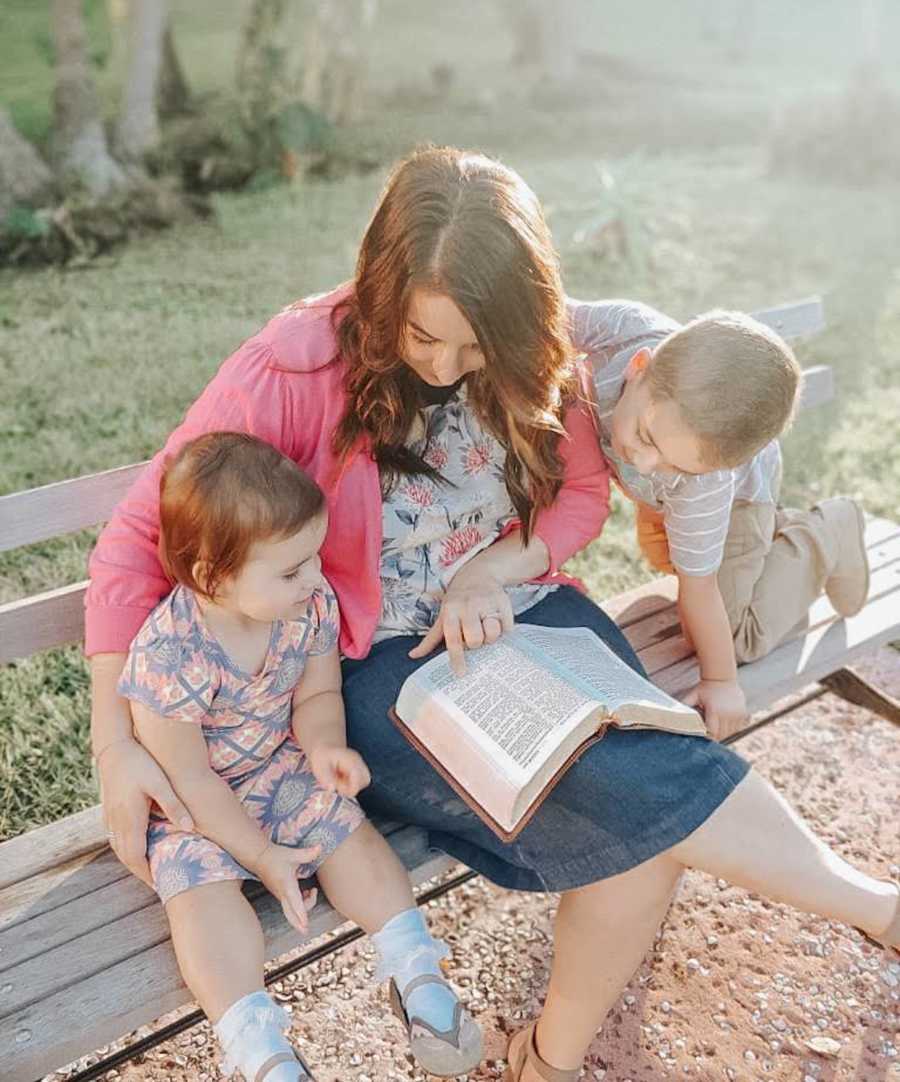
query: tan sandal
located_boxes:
[856,879,900,955]
[504,1022,580,1082]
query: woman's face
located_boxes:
[400,289,486,387]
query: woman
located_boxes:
[88,146,898,1082]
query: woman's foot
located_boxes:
[503,1022,580,1082]
[389,973,483,1077]
[856,879,900,955]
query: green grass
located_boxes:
[3,1,900,839]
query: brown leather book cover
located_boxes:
[389,706,609,842]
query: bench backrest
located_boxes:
[0,298,832,666]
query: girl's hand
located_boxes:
[308,745,371,797]
[97,739,194,887]
[254,843,320,933]
[409,565,514,676]
[682,679,748,742]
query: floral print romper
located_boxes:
[117,583,365,904]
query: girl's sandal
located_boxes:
[855,879,900,956]
[388,973,483,1078]
[503,1022,580,1082]
[254,1048,315,1081]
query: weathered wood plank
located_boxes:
[0,849,132,936]
[797,365,834,411]
[625,517,899,662]
[0,819,405,956]
[0,805,105,891]
[640,554,900,684]
[656,584,900,711]
[751,296,825,340]
[0,863,155,972]
[601,575,677,628]
[0,829,450,1082]
[0,462,148,553]
[0,582,88,665]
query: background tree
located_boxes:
[50,0,127,196]
[503,0,578,83]
[301,0,379,125]
[0,107,56,221]
[157,17,192,117]
[115,0,167,161]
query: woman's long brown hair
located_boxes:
[333,146,575,542]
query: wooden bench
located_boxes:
[2,298,898,1082]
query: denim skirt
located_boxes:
[341,586,750,892]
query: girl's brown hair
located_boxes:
[332,145,574,541]
[159,432,325,599]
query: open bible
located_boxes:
[390,624,707,841]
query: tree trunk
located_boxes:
[51,0,127,196]
[0,109,56,219]
[236,0,289,127]
[301,0,378,124]
[504,0,577,82]
[115,0,167,161]
[157,19,191,117]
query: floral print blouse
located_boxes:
[375,382,554,642]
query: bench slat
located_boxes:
[0,833,453,1082]
[1,826,434,1014]
[0,462,148,554]
[655,581,900,709]
[0,817,407,943]
[0,849,132,940]
[0,582,88,666]
[0,805,105,892]
[626,517,900,660]
[797,364,834,410]
[637,549,900,681]
[751,296,825,340]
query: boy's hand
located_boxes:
[683,679,748,742]
[254,842,320,933]
[308,745,371,797]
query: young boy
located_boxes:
[573,299,870,739]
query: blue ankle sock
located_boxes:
[214,991,308,1080]
[371,907,459,1034]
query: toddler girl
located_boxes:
[115,432,482,1081]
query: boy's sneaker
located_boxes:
[815,497,870,617]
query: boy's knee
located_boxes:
[732,622,776,664]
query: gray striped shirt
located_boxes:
[570,299,780,577]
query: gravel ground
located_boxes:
[50,649,900,1082]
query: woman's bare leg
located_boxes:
[669,767,897,934]
[521,767,896,1078]
[517,851,683,1078]
[165,880,264,1023]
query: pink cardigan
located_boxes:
[85,284,611,659]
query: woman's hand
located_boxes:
[409,562,514,676]
[682,679,748,742]
[308,744,371,797]
[254,843,320,933]
[97,739,194,887]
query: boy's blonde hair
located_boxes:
[647,311,802,468]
